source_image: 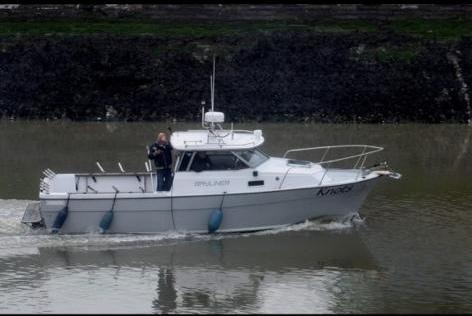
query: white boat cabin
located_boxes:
[169,114,328,196]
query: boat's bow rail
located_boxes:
[283,144,383,167]
[283,144,400,184]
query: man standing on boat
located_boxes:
[148,132,173,191]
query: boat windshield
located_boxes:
[233,148,269,168]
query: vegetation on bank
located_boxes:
[0,20,376,37]
[0,17,471,123]
[388,18,472,41]
[0,18,471,40]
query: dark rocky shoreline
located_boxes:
[1,31,471,123]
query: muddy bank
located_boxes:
[0,30,471,123]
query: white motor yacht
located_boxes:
[22,60,401,234]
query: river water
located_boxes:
[0,121,471,313]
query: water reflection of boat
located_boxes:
[0,230,378,313]
[31,231,376,271]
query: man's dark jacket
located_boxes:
[148,141,173,169]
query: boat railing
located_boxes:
[282,145,384,185]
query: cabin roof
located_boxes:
[170,129,264,151]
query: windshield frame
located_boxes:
[231,148,269,168]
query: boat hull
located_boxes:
[39,176,380,234]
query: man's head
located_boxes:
[157,132,167,143]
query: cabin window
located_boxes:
[178,151,194,171]
[189,151,249,172]
[233,149,269,168]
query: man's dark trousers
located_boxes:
[157,168,172,191]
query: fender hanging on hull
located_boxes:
[99,210,114,233]
[51,194,71,234]
[99,190,119,234]
[51,206,68,234]
[208,192,226,233]
[208,208,223,233]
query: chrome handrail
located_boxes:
[283,144,383,165]
[282,145,385,185]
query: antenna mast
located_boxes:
[209,55,216,130]
[210,55,216,112]
[203,55,224,133]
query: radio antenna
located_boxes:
[211,55,215,112]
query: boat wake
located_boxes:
[0,199,365,256]
[257,213,365,235]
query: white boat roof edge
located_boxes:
[170,129,264,151]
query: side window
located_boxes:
[178,151,194,171]
[190,152,212,172]
[209,152,241,170]
[190,151,249,172]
